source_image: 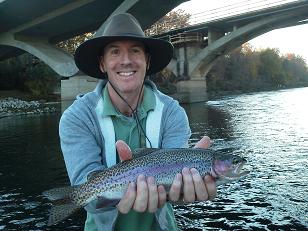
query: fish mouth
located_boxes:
[213,160,249,181]
[233,161,250,178]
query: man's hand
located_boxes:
[168,136,217,203]
[115,140,166,214]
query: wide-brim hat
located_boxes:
[74,13,174,79]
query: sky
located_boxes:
[176,0,308,62]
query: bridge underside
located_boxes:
[0,0,187,76]
[2,0,308,103]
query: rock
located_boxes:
[0,97,58,117]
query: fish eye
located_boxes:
[232,157,241,165]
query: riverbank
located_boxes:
[0,90,60,118]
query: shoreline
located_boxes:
[0,93,60,119]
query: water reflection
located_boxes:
[0,87,308,230]
[179,87,308,230]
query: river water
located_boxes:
[0,87,307,230]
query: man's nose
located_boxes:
[120,52,132,65]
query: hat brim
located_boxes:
[74,36,173,79]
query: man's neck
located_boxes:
[107,83,144,117]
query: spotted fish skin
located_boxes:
[43,148,248,226]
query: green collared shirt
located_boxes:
[102,85,155,161]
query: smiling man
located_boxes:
[59,13,216,231]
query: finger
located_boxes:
[182,167,195,203]
[204,175,217,200]
[190,168,208,201]
[147,177,158,213]
[194,136,212,149]
[168,173,182,202]
[157,185,167,208]
[133,175,148,212]
[116,140,132,162]
[116,182,136,214]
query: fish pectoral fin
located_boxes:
[96,196,120,209]
[47,202,80,226]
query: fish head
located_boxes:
[212,154,249,181]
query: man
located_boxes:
[60,13,216,231]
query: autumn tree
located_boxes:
[145,9,191,36]
[57,32,93,55]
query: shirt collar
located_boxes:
[101,85,155,118]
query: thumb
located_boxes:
[116,140,132,162]
[194,136,212,149]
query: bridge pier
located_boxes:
[60,75,207,104]
[171,79,207,103]
[61,75,98,100]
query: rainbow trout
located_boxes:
[43,148,248,226]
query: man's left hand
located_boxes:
[168,136,217,203]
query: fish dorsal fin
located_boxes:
[133,148,159,158]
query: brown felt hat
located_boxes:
[74,13,174,79]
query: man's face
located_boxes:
[99,40,149,95]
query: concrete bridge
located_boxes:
[1,0,308,102]
[160,0,308,102]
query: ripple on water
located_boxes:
[1,89,308,230]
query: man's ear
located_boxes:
[99,58,105,73]
[146,55,151,70]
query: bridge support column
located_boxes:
[61,75,98,100]
[60,75,98,112]
[208,27,225,44]
[171,78,207,103]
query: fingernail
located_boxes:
[147,176,155,184]
[129,181,136,189]
[138,174,146,181]
[190,168,198,175]
[182,167,189,174]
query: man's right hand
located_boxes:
[115,140,167,214]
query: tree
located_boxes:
[258,48,284,86]
[145,9,191,36]
[57,32,93,55]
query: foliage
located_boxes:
[0,53,59,98]
[57,32,93,55]
[23,61,59,98]
[207,44,308,93]
[145,9,191,36]
[0,58,21,90]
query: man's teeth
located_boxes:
[118,71,134,76]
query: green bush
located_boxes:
[0,53,59,98]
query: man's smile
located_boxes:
[117,71,136,77]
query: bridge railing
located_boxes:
[152,0,302,39]
[169,32,207,44]
[188,0,299,25]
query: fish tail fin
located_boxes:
[43,186,80,226]
[47,202,80,226]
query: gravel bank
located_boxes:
[0,97,58,118]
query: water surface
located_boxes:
[0,87,307,230]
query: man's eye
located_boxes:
[132,48,142,54]
[110,49,120,55]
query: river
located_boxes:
[0,87,307,230]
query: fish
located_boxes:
[43,148,249,226]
